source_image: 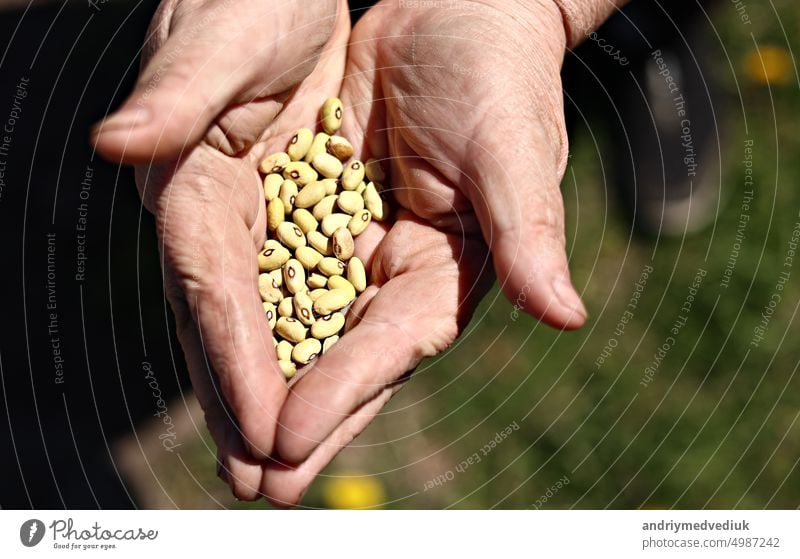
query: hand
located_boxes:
[256,0,587,505]
[92,0,350,500]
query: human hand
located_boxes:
[92,0,351,499]
[254,0,587,505]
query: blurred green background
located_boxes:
[121,0,800,509]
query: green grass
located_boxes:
[143,0,800,509]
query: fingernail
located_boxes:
[93,107,151,135]
[552,275,587,320]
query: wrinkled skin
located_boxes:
[93,0,587,507]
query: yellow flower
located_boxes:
[744,45,794,85]
[322,472,386,509]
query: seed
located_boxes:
[275,222,306,250]
[307,230,333,256]
[259,152,290,174]
[321,178,338,195]
[278,360,297,379]
[311,312,346,339]
[292,338,322,365]
[312,153,344,179]
[307,272,328,289]
[321,212,352,236]
[287,128,314,161]
[268,269,283,289]
[304,132,330,163]
[283,161,318,186]
[275,316,308,343]
[347,256,367,292]
[294,181,326,208]
[267,197,284,231]
[295,245,324,269]
[313,288,352,315]
[337,190,364,215]
[365,158,385,182]
[327,275,356,300]
[292,208,318,234]
[276,340,293,362]
[341,160,364,190]
[309,288,328,302]
[263,173,283,200]
[262,302,277,329]
[364,181,383,217]
[278,297,294,317]
[321,97,343,135]
[258,273,283,303]
[279,179,298,214]
[283,258,306,294]
[322,335,339,354]
[318,257,345,277]
[312,194,339,221]
[331,227,355,261]
[355,181,367,195]
[348,209,372,236]
[258,240,291,271]
[326,135,354,161]
[293,290,315,325]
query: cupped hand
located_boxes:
[92,0,350,499]
[256,0,588,505]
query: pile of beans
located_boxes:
[257,98,389,379]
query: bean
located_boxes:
[259,152,290,174]
[309,288,328,302]
[321,97,343,135]
[292,338,322,365]
[322,335,339,354]
[347,256,367,292]
[275,317,307,343]
[364,181,383,218]
[287,128,314,161]
[294,181,326,208]
[283,258,306,294]
[307,230,333,256]
[268,269,283,289]
[304,132,330,163]
[327,275,356,300]
[318,257,345,277]
[337,190,364,215]
[275,222,306,250]
[321,212,352,236]
[312,152,344,179]
[341,160,364,190]
[258,240,291,271]
[276,340,293,362]
[348,209,372,236]
[312,194,339,221]
[278,297,294,318]
[321,178,338,195]
[293,290,315,326]
[296,245,324,270]
[283,161,318,186]
[332,227,355,261]
[311,312,345,339]
[292,208,318,234]
[307,272,328,289]
[267,197,285,232]
[326,135,354,161]
[258,273,283,303]
[263,173,283,201]
[263,302,277,329]
[313,288,352,315]
[278,360,297,379]
[279,179,298,214]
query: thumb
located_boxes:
[466,99,587,330]
[91,0,339,163]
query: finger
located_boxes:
[260,386,396,508]
[92,0,340,163]
[159,166,289,459]
[166,275,265,500]
[275,215,492,464]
